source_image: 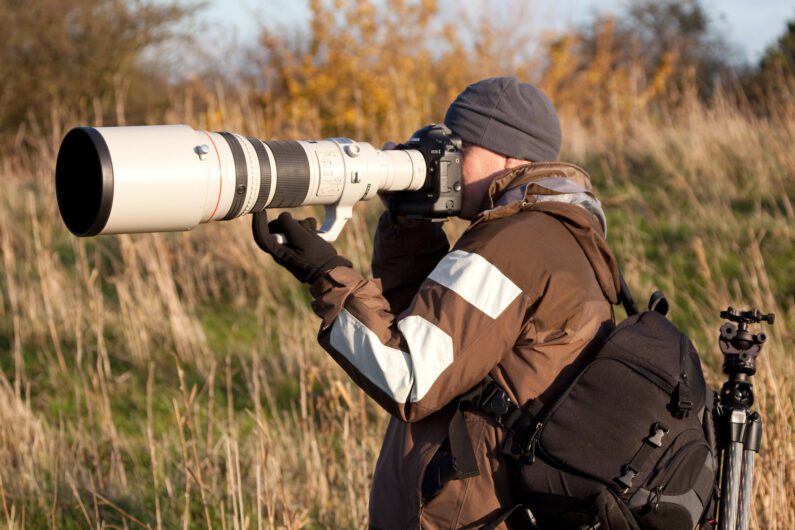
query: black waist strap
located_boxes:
[448,401,480,479]
[448,377,542,481]
[458,376,527,424]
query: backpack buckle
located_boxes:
[674,398,693,419]
[617,465,638,491]
[646,422,670,448]
[480,384,512,420]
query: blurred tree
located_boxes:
[539,0,735,125]
[624,0,732,86]
[755,17,795,93]
[0,0,197,135]
[760,19,795,75]
[735,15,795,109]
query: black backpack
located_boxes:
[463,283,720,530]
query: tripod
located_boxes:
[716,307,774,530]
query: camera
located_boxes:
[388,124,463,219]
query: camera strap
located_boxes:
[618,270,639,316]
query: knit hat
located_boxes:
[444,77,561,161]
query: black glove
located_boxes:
[252,211,352,284]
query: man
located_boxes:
[253,77,620,529]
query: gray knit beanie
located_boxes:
[444,77,561,161]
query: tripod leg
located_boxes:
[737,451,755,530]
[737,413,762,530]
[719,409,747,530]
[720,442,743,530]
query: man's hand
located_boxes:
[252,211,352,284]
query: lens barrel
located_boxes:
[54,125,426,237]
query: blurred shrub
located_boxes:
[248,0,742,142]
[0,0,195,135]
[253,0,468,140]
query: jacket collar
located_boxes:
[469,161,619,304]
[474,162,607,235]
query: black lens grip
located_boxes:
[265,141,310,208]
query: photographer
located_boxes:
[253,77,620,529]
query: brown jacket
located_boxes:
[309,162,620,529]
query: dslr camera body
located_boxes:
[389,123,463,219]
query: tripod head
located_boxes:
[718,307,775,409]
[720,308,775,326]
[719,307,774,376]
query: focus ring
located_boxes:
[219,132,249,220]
[248,137,272,213]
[265,141,310,208]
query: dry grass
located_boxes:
[0,2,793,525]
[0,90,792,529]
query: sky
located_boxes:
[198,0,795,64]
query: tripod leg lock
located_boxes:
[729,409,747,443]
[743,412,762,453]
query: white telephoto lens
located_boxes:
[55,125,427,237]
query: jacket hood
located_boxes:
[475,162,620,304]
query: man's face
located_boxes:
[458,143,510,220]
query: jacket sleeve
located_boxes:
[371,212,449,315]
[311,222,530,422]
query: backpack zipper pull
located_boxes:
[523,422,543,464]
[652,484,664,512]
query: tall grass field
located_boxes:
[0,90,792,529]
[0,2,794,525]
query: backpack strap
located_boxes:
[648,290,669,315]
[673,334,694,418]
[447,394,482,479]
[618,270,639,316]
[616,422,670,492]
